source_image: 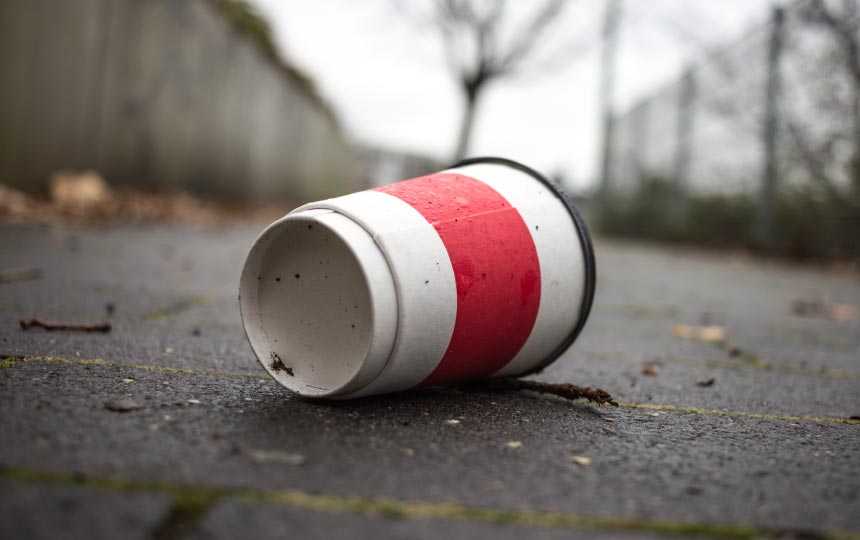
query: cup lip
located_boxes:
[451,156,597,376]
[238,209,396,398]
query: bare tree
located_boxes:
[422,0,571,161]
[798,0,860,193]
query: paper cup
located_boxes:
[239,157,596,399]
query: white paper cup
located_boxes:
[239,157,596,399]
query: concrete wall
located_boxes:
[0,0,357,202]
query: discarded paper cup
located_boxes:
[239,157,596,399]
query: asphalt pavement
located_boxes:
[1,224,858,540]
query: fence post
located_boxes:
[632,101,651,185]
[598,0,622,200]
[672,65,696,223]
[756,6,785,248]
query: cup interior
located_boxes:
[241,212,381,396]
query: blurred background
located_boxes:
[1,0,858,261]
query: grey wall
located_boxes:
[0,0,358,202]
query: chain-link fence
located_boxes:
[602,0,860,257]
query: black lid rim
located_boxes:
[451,156,597,376]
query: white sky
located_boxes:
[251,0,777,191]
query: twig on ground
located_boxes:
[475,377,618,406]
[20,319,111,333]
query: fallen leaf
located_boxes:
[696,377,716,387]
[241,448,305,465]
[104,399,144,412]
[672,324,725,342]
[603,417,616,423]
[791,297,856,322]
[830,304,857,321]
[791,298,826,317]
[0,267,42,284]
[672,324,695,339]
[569,455,592,466]
[504,441,523,449]
[187,399,201,404]
[642,362,661,376]
[50,171,111,211]
[697,326,726,342]
[122,378,135,384]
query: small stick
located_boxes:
[475,377,618,406]
[19,319,111,333]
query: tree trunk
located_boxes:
[852,79,860,195]
[454,86,481,162]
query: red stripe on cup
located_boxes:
[375,173,541,386]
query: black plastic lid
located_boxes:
[452,156,597,376]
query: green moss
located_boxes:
[580,350,859,380]
[152,491,223,540]
[619,402,860,425]
[144,294,213,321]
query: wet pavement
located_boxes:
[1,224,858,539]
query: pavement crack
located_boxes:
[144,294,213,321]
[1,465,858,540]
[578,350,859,380]
[618,402,860,425]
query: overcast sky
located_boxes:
[251,0,776,191]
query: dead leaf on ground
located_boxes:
[104,399,144,412]
[50,171,112,212]
[504,441,523,449]
[1,175,295,227]
[830,304,857,321]
[791,297,857,322]
[672,324,726,342]
[642,362,661,376]
[569,456,592,466]
[0,267,42,284]
[791,298,826,318]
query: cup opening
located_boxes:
[241,211,389,397]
